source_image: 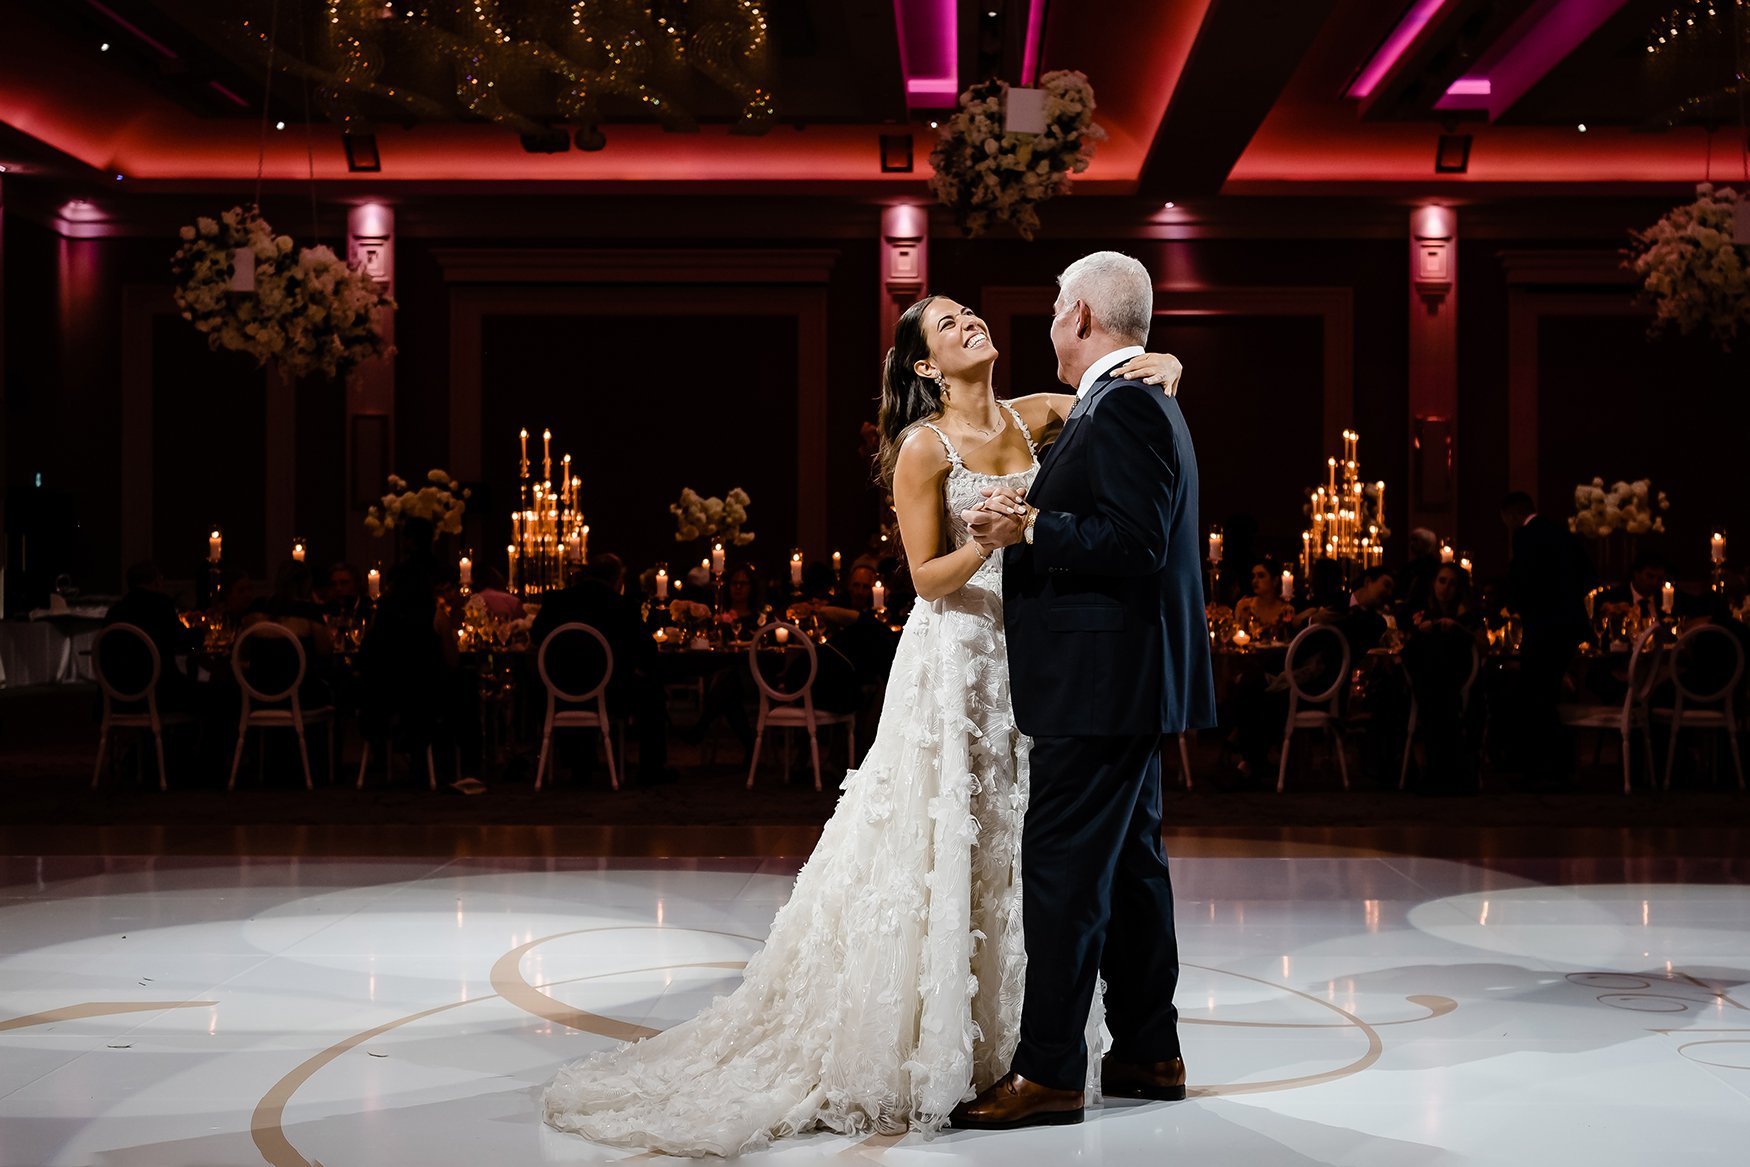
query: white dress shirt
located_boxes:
[1076,344,1146,398]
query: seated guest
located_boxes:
[822,563,901,686]
[220,570,257,626]
[1411,563,1480,631]
[1598,551,1696,619]
[717,566,764,640]
[531,553,675,785]
[1297,557,1350,617]
[241,559,334,704]
[1396,528,1441,618]
[1234,560,1294,634]
[103,561,197,704]
[321,562,365,619]
[1326,565,1396,655]
[469,565,526,620]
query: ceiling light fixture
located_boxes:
[1434,133,1471,173]
[100,42,110,51]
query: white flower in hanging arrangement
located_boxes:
[170,204,396,380]
[927,70,1106,241]
[1627,183,1750,350]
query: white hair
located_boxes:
[1057,251,1153,345]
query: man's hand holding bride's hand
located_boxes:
[961,485,1029,554]
[1111,351,1183,397]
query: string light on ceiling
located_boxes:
[229,0,779,149]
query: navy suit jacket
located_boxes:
[1002,367,1217,738]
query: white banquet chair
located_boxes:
[1653,623,1745,792]
[1557,626,1661,795]
[1277,622,1352,793]
[746,622,855,792]
[534,622,621,791]
[90,623,193,792]
[228,622,335,792]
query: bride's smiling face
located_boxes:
[913,299,998,384]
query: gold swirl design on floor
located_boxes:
[237,931,1457,1166]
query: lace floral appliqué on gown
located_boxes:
[543,404,1101,1156]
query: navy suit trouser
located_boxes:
[1011,731,1182,1091]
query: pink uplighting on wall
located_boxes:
[894,0,958,105]
[1346,0,1451,99]
[1020,0,1048,87]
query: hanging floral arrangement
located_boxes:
[1626,183,1750,349]
[364,471,468,538]
[171,205,396,380]
[927,70,1106,241]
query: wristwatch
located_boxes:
[1022,506,1039,545]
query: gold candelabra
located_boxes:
[1300,429,1388,583]
[509,427,589,597]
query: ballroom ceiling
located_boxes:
[0,0,1744,194]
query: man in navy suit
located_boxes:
[952,251,1216,1129]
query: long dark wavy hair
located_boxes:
[876,295,944,488]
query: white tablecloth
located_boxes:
[0,619,101,687]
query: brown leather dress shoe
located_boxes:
[948,1071,1084,1130]
[1101,1054,1188,1101]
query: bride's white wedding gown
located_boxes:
[543,404,1100,1156]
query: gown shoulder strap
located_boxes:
[917,421,964,469]
[997,399,1038,456]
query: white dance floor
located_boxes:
[2,851,1747,1165]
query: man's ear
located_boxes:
[1076,303,1092,340]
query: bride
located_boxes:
[543,296,1181,1156]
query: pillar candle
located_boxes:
[791,552,803,587]
[507,545,517,591]
[872,580,886,611]
[1460,556,1472,575]
[208,530,223,563]
[1661,582,1675,614]
[774,626,790,645]
[291,540,306,563]
[459,556,472,588]
[712,543,726,576]
[655,568,668,599]
[367,568,381,600]
[519,428,528,464]
[1712,532,1726,564]
[1440,544,1454,563]
[1207,531,1223,564]
[580,525,589,563]
[832,550,842,576]
[1281,569,1294,603]
[1375,481,1386,532]
[542,428,552,482]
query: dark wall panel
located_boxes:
[474,313,799,577]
